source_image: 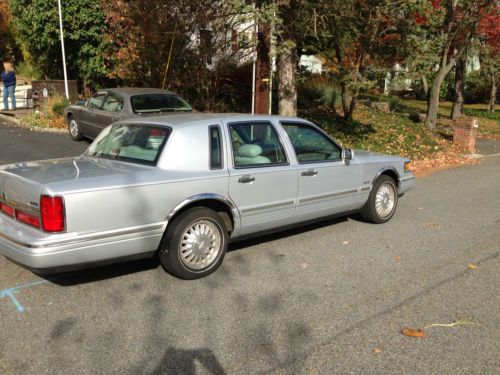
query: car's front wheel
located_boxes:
[68,117,83,141]
[159,207,228,279]
[361,175,398,224]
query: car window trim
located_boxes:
[208,125,224,170]
[227,120,290,169]
[280,120,343,164]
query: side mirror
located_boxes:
[342,148,354,161]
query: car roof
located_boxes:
[105,87,178,96]
[119,113,313,128]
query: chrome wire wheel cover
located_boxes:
[375,182,396,219]
[179,219,222,270]
[69,119,79,137]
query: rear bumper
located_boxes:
[0,215,165,271]
[398,174,416,196]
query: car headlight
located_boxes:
[404,161,412,173]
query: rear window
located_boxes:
[85,124,171,165]
[131,94,192,113]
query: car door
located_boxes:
[79,91,107,137]
[281,121,362,220]
[225,120,298,236]
[94,92,125,134]
[86,92,125,138]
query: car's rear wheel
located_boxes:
[68,117,83,141]
[361,175,398,224]
[159,207,228,279]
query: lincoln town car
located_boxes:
[0,114,415,279]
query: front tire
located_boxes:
[68,117,83,141]
[361,175,398,224]
[159,207,228,279]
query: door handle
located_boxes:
[301,169,318,177]
[238,175,255,183]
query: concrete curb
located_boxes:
[0,113,67,134]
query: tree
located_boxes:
[304,0,402,122]
[403,0,497,130]
[477,7,500,112]
[8,0,108,89]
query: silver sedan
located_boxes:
[0,114,415,279]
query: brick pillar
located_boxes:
[453,116,478,153]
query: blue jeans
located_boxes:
[3,85,16,110]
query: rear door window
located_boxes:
[88,92,106,109]
[102,93,124,113]
[229,122,288,167]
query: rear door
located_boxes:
[79,91,107,137]
[92,92,125,136]
[281,121,362,220]
[225,120,298,236]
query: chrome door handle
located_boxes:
[301,169,318,177]
[238,175,255,183]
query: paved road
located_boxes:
[0,120,499,374]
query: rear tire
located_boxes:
[68,117,83,141]
[159,207,228,279]
[361,175,398,224]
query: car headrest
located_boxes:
[236,144,263,158]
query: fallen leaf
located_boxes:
[418,207,424,210]
[402,327,427,338]
[372,348,382,353]
[423,222,440,228]
[298,261,309,269]
[342,241,349,245]
[394,256,401,262]
[467,263,478,269]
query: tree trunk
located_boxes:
[277,0,297,116]
[451,56,465,120]
[421,74,429,97]
[425,58,456,131]
[425,72,446,131]
[488,72,496,113]
[340,81,350,121]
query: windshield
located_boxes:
[85,123,171,165]
[131,94,192,114]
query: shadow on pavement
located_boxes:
[44,213,358,286]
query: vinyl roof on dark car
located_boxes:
[106,87,178,96]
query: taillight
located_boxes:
[41,195,65,232]
[15,209,41,228]
[0,201,15,217]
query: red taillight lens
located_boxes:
[0,202,15,217]
[41,195,65,232]
[15,209,41,228]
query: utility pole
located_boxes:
[57,0,69,99]
[253,0,271,115]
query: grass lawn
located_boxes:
[400,100,500,138]
[299,99,491,175]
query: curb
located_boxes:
[0,113,67,134]
[0,113,21,126]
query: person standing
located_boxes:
[1,61,16,111]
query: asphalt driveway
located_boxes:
[0,120,499,374]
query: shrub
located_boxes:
[51,97,70,116]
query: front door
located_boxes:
[225,120,298,236]
[281,122,362,220]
